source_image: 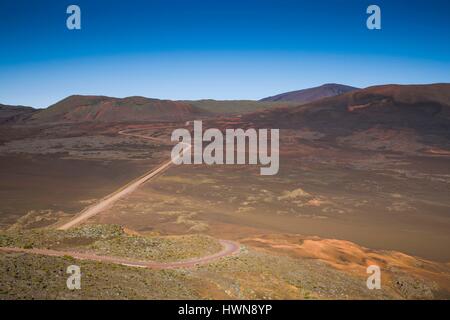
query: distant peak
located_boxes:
[260,83,359,103]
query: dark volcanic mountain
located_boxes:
[248,84,450,151]
[30,95,206,123]
[260,83,359,103]
[0,104,36,123]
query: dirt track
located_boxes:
[58,128,190,230]
[46,126,242,269]
[0,239,240,269]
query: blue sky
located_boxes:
[0,0,449,107]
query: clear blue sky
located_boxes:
[0,0,449,107]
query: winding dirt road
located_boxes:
[0,239,240,269]
[46,126,241,269]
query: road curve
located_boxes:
[58,129,190,230]
[0,240,240,269]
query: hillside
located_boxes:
[30,95,206,123]
[248,83,450,151]
[251,84,450,131]
[0,104,36,123]
[260,83,359,103]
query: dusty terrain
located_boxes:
[90,124,450,261]
[1,84,449,299]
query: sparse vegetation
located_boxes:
[0,253,205,300]
[0,224,222,262]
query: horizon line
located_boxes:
[3,81,449,109]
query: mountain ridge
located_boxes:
[3,83,449,124]
[29,95,206,123]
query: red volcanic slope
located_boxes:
[247,84,450,145]
[251,84,450,124]
[30,95,205,123]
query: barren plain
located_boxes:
[1,84,450,299]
